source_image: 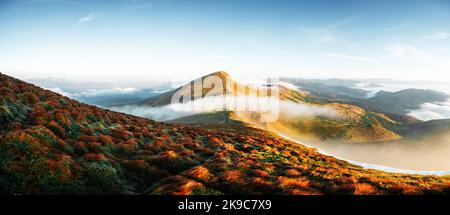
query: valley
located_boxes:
[109,72,450,172]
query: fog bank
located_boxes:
[111,95,341,122]
[408,100,450,120]
[276,129,450,172]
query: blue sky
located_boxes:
[1,0,450,82]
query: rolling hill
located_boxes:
[130,71,404,143]
[279,78,370,99]
[135,71,313,106]
[395,119,450,138]
[278,78,450,124]
[349,89,449,116]
[1,72,449,194]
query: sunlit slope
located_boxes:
[136,71,311,106]
[1,72,449,194]
[154,72,402,143]
[235,103,401,143]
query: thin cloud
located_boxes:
[325,52,378,62]
[302,17,355,44]
[386,43,450,69]
[387,44,432,61]
[77,14,96,25]
[423,31,450,41]
[384,23,411,32]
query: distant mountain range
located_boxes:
[280,78,449,116]
[280,78,382,88]
[1,72,449,194]
[350,89,449,116]
[124,72,450,144]
[277,77,450,130]
[279,78,371,99]
[27,77,172,92]
[26,78,170,107]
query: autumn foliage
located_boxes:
[0,73,449,195]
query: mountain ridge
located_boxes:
[128,72,404,143]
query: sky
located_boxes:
[0,0,450,82]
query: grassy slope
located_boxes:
[279,103,402,143]
[192,106,402,143]
[137,72,405,143]
[0,73,449,195]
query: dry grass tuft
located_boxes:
[278,176,309,188]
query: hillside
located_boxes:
[0,72,449,195]
[395,119,450,138]
[134,71,313,106]
[171,108,402,143]
[235,103,402,143]
[166,111,245,126]
[135,72,403,143]
[350,89,449,116]
[278,78,449,123]
[279,78,369,99]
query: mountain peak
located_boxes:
[205,71,230,79]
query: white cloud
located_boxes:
[111,95,341,122]
[386,43,450,71]
[325,52,378,62]
[278,82,300,91]
[44,87,74,98]
[44,87,139,98]
[387,44,432,61]
[423,31,450,41]
[77,14,96,25]
[77,87,138,97]
[302,17,354,44]
[408,100,450,121]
